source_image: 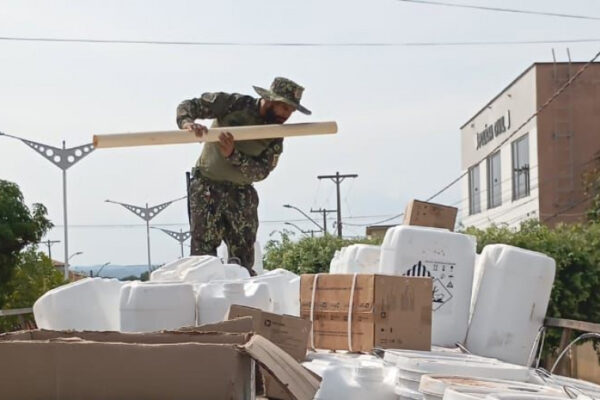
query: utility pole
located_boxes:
[310,208,336,235]
[317,172,358,238]
[152,227,191,258]
[41,239,60,260]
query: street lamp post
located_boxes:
[151,227,191,258]
[105,197,186,270]
[282,204,323,232]
[94,261,111,278]
[0,132,95,280]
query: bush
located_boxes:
[263,230,381,274]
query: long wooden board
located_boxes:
[93,121,337,149]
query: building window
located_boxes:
[512,134,530,200]
[468,164,481,215]
[487,151,502,209]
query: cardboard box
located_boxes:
[403,199,458,231]
[228,305,312,400]
[0,328,320,400]
[300,274,432,352]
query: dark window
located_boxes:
[512,134,530,200]
[468,164,481,215]
[487,151,502,209]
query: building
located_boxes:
[365,224,395,240]
[460,62,600,229]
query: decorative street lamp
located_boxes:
[151,227,191,258]
[105,196,186,270]
[282,204,324,232]
[0,131,95,279]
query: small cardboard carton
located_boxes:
[404,199,458,231]
[227,305,312,400]
[0,327,320,400]
[300,274,432,352]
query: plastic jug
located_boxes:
[304,358,396,400]
[33,277,124,331]
[243,268,300,316]
[466,245,556,365]
[253,242,264,275]
[119,281,196,332]
[196,280,272,325]
[379,225,476,346]
[329,244,380,274]
[150,255,249,283]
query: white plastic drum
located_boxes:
[379,225,476,347]
[119,281,196,332]
[329,244,381,274]
[33,277,124,331]
[466,245,556,365]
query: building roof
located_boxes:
[460,62,598,130]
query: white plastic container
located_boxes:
[253,241,264,275]
[419,375,562,400]
[329,244,381,274]
[150,255,249,283]
[243,268,300,316]
[379,225,476,347]
[119,281,196,332]
[395,356,531,392]
[541,374,600,398]
[33,277,124,331]
[304,359,396,400]
[483,395,572,400]
[196,280,272,325]
[465,245,556,365]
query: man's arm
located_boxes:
[226,139,284,182]
[176,92,255,128]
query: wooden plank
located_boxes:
[0,308,32,317]
[544,317,600,334]
[93,121,338,149]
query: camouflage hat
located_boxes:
[253,77,311,115]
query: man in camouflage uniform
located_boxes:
[176,77,311,275]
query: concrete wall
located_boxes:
[460,66,540,229]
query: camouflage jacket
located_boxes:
[177,92,283,185]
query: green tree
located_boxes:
[0,180,53,307]
[263,230,381,274]
[0,248,65,332]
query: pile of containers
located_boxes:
[329,244,381,274]
[34,255,300,332]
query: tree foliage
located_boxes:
[0,248,65,332]
[0,180,53,307]
[263,230,381,274]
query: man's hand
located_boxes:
[218,132,235,157]
[182,122,208,138]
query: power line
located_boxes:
[425,47,600,203]
[397,0,600,21]
[1,36,600,47]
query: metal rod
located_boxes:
[146,203,151,271]
[62,141,69,280]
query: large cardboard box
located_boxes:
[404,199,458,231]
[228,305,312,400]
[0,328,320,400]
[300,274,432,352]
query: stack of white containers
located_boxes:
[379,225,477,347]
[34,254,299,332]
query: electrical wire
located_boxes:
[397,0,600,21]
[0,36,600,47]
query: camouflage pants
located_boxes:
[189,174,259,270]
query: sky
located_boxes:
[1,0,599,267]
